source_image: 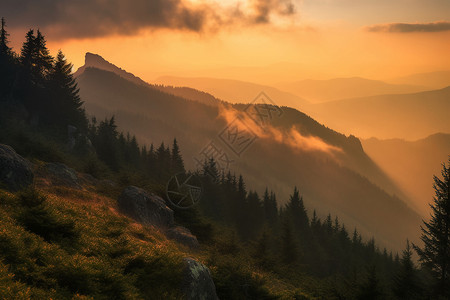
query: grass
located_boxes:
[0,187,186,299]
[0,172,315,299]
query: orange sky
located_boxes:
[4,0,450,83]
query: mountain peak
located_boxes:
[85,52,110,68]
[74,52,148,87]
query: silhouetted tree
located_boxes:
[47,50,86,130]
[34,30,53,79]
[0,17,15,100]
[415,158,450,297]
[263,189,278,226]
[171,138,185,174]
[393,240,421,299]
[94,117,119,170]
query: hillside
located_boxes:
[74,53,221,107]
[276,77,426,103]
[362,133,450,216]
[76,64,421,251]
[310,87,450,140]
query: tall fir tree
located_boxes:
[286,186,309,236]
[393,240,421,300]
[0,17,11,56]
[0,17,15,101]
[34,30,53,79]
[48,50,86,130]
[171,138,185,174]
[414,158,450,297]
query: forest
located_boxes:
[0,19,449,299]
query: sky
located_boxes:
[1,0,450,83]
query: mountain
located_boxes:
[75,57,422,251]
[153,75,311,109]
[362,133,450,216]
[390,70,450,89]
[275,77,427,103]
[310,87,450,140]
[74,53,221,106]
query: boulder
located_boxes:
[182,258,218,300]
[167,226,200,250]
[45,163,81,189]
[118,186,174,227]
[0,144,34,191]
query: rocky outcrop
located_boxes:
[118,186,174,228]
[182,258,218,300]
[167,226,199,250]
[45,163,81,189]
[0,144,34,191]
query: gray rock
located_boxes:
[45,163,81,189]
[0,144,34,191]
[182,258,218,300]
[167,226,200,250]
[118,186,174,227]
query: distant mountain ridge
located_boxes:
[310,86,450,140]
[276,77,427,102]
[75,60,422,251]
[154,75,311,109]
[389,70,450,89]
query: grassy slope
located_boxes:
[0,169,314,299]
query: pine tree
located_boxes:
[286,187,309,237]
[0,17,15,101]
[0,17,11,56]
[34,30,53,78]
[95,117,119,171]
[171,138,185,174]
[48,50,86,130]
[20,30,36,70]
[263,188,278,225]
[393,240,421,299]
[414,158,450,297]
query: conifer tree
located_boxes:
[48,50,86,130]
[393,240,421,299]
[0,17,15,100]
[286,187,309,235]
[415,158,450,297]
[95,117,119,170]
[0,17,11,56]
[263,188,278,225]
[171,138,185,174]
[34,30,53,78]
[20,30,35,70]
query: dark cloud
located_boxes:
[0,0,298,39]
[366,21,450,33]
[0,0,209,39]
[253,0,296,24]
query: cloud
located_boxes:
[218,105,342,155]
[366,21,450,33]
[252,0,296,24]
[0,0,298,39]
